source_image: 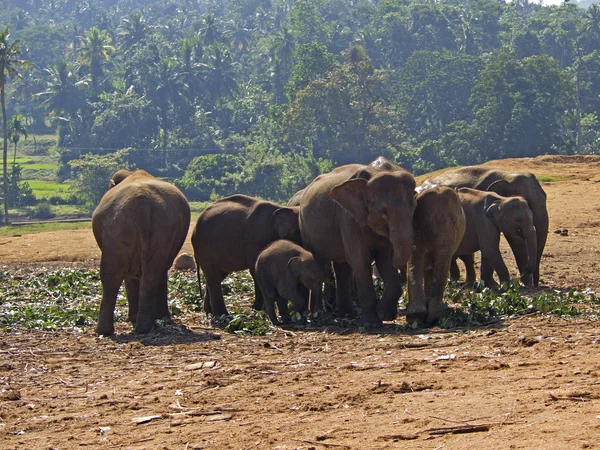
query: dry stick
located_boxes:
[426,424,490,435]
[292,439,349,448]
[428,415,492,424]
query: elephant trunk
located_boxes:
[521,227,537,287]
[390,226,414,270]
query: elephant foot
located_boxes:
[377,303,398,321]
[426,299,453,325]
[252,297,264,311]
[405,302,427,326]
[96,323,115,336]
[520,272,533,288]
[135,317,155,334]
[358,311,383,329]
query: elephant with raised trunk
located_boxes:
[454,188,537,287]
[92,169,191,336]
[299,162,417,328]
[255,240,328,325]
[191,195,301,317]
[431,167,547,286]
[406,186,466,325]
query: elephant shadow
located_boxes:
[109,321,221,346]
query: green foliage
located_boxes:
[69,149,130,207]
[224,309,273,335]
[0,268,107,331]
[7,164,36,206]
[28,202,54,219]
[439,281,597,328]
[175,153,239,201]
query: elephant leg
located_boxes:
[251,268,264,311]
[406,248,427,325]
[124,277,140,324]
[259,281,280,325]
[154,271,170,320]
[449,257,460,281]
[96,253,126,336]
[308,282,323,313]
[374,248,402,321]
[352,259,383,328]
[202,266,229,317]
[296,284,310,312]
[461,254,477,284]
[333,262,354,318]
[426,253,454,325]
[135,267,165,334]
[322,263,336,311]
[276,296,289,324]
[480,247,509,287]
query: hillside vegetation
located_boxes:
[1,0,600,222]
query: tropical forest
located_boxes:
[1,0,600,224]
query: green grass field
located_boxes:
[25,180,73,199]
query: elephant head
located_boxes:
[484,194,537,282]
[288,254,327,290]
[330,169,417,269]
[272,207,301,244]
[109,169,134,189]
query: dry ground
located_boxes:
[1,155,600,449]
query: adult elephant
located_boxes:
[92,169,191,336]
[430,167,548,286]
[406,186,466,325]
[454,188,537,287]
[300,163,417,328]
[191,195,301,317]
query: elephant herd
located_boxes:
[91,159,548,335]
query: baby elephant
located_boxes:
[255,240,328,325]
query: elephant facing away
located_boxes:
[92,169,191,336]
[300,163,417,328]
[255,240,328,325]
[191,195,301,317]
[406,186,466,325]
[454,188,537,287]
[430,167,547,286]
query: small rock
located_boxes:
[174,253,196,271]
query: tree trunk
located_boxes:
[2,86,9,226]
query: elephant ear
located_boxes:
[272,207,300,240]
[486,179,511,197]
[484,195,503,227]
[330,178,368,227]
[287,256,303,278]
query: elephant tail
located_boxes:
[195,256,204,300]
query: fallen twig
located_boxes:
[377,434,419,441]
[292,439,349,448]
[426,424,490,435]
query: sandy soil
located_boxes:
[1,155,600,449]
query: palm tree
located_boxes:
[118,12,148,50]
[227,19,254,57]
[199,45,238,129]
[153,58,188,153]
[270,26,295,74]
[7,114,27,165]
[0,26,29,226]
[200,13,223,46]
[78,27,115,97]
[582,4,600,51]
[35,60,89,146]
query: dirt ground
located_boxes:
[1,155,600,449]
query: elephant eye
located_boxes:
[516,228,523,235]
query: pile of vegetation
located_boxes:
[0,268,597,335]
